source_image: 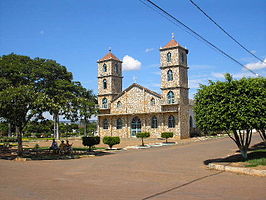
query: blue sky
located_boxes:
[1,0,265,99]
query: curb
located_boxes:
[208,163,266,177]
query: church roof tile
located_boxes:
[98,51,121,62]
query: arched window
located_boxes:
[116,118,122,129]
[150,98,155,106]
[181,52,185,64]
[167,91,175,104]
[151,116,158,128]
[115,63,119,74]
[103,64,107,72]
[117,101,122,108]
[167,70,173,81]
[103,79,107,89]
[168,115,175,128]
[131,117,141,136]
[102,98,108,108]
[103,119,108,129]
[167,52,171,62]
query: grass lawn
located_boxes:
[245,149,266,167]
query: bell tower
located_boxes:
[160,33,189,104]
[97,49,123,110]
[160,34,190,138]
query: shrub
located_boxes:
[23,132,32,137]
[82,136,100,151]
[103,136,120,149]
[0,137,18,143]
[161,132,174,143]
[35,133,42,138]
[136,132,150,146]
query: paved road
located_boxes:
[0,134,265,200]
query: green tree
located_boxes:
[161,132,174,143]
[0,121,8,136]
[33,58,78,139]
[194,74,266,159]
[136,132,150,146]
[24,120,53,136]
[0,54,92,155]
[0,85,46,155]
[73,86,97,135]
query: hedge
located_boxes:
[82,136,100,151]
[103,136,120,149]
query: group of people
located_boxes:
[50,139,73,154]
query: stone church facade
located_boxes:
[97,37,193,139]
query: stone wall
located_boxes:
[98,112,180,138]
[111,86,162,114]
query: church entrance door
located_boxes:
[131,117,141,137]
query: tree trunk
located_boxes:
[229,130,252,160]
[84,118,87,136]
[8,123,12,137]
[240,148,248,160]
[141,138,144,146]
[17,127,23,157]
[258,129,266,142]
[53,113,59,140]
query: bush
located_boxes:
[35,133,42,138]
[0,137,18,143]
[103,136,120,149]
[82,136,100,151]
[161,132,174,143]
[136,132,150,146]
[23,132,32,137]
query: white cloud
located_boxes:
[122,55,141,71]
[245,59,266,70]
[145,48,154,53]
[211,71,258,79]
[211,72,225,78]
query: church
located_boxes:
[97,36,194,139]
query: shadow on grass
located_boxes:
[204,142,266,165]
[0,149,114,161]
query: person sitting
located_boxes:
[65,140,73,154]
[59,140,67,154]
[49,139,59,153]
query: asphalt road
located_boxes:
[0,134,265,200]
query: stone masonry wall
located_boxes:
[98,112,180,138]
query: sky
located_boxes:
[0,0,266,99]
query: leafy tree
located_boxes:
[195,74,266,159]
[0,54,94,155]
[0,85,46,155]
[0,122,8,136]
[33,58,78,139]
[72,86,97,135]
[136,132,150,146]
[24,120,53,136]
[161,132,174,143]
